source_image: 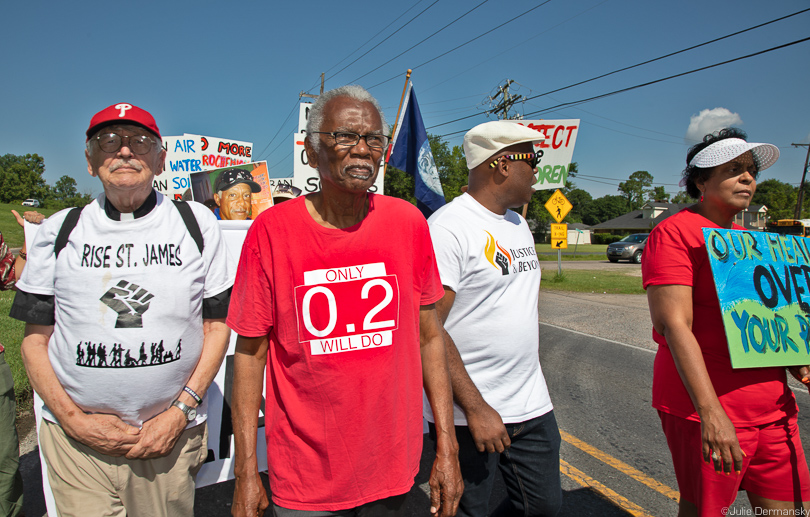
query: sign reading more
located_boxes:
[545,189,572,223]
[551,223,568,249]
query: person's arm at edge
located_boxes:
[11,210,44,283]
[647,284,742,474]
[421,304,463,517]
[20,323,141,455]
[436,288,510,453]
[126,317,231,459]
[230,334,270,517]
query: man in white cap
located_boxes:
[425,120,561,516]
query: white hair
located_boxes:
[305,85,388,152]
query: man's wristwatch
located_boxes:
[171,399,197,422]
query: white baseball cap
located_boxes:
[463,121,543,170]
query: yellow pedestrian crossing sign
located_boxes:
[545,189,572,223]
[551,223,568,249]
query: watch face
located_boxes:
[187,408,197,421]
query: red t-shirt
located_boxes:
[642,208,796,425]
[227,194,444,511]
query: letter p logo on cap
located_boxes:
[115,103,133,117]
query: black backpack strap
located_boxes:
[172,200,204,254]
[55,207,84,258]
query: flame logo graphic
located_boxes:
[484,231,511,275]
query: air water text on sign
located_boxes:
[705,228,810,368]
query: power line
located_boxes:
[366,0,553,90]
[432,35,810,135]
[316,0,429,84]
[520,6,810,105]
[256,100,300,160]
[346,0,492,85]
[522,36,810,118]
[324,0,441,84]
[419,0,610,95]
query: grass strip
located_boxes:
[540,269,644,295]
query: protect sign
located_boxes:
[704,228,810,368]
[509,119,579,191]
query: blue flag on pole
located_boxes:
[388,82,445,217]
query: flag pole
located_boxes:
[386,69,412,167]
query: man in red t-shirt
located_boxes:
[228,85,462,517]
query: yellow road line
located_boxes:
[561,459,654,517]
[560,430,680,502]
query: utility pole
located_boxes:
[300,73,325,100]
[793,143,810,219]
[486,80,524,120]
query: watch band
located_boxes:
[171,399,197,422]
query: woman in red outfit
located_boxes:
[643,128,810,516]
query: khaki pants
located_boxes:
[39,419,208,517]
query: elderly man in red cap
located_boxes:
[10,103,234,516]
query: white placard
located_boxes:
[510,119,580,191]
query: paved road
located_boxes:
[17,280,810,516]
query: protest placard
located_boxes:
[190,162,273,221]
[705,228,810,368]
[505,120,580,191]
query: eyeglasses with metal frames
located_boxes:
[313,131,390,149]
[93,133,159,155]
[489,152,543,169]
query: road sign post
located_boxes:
[546,190,572,275]
[550,223,567,275]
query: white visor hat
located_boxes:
[463,121,543,170]
[688,138,779,171]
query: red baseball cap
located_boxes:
[86,103,161,141]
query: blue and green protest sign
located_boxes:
[705,228,810,368]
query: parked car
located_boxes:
[606,233,649,264]
[21,199,40,208]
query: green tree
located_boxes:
[565,187,592,224]
[752,179,800,221]
[618,171,653,211]
[581,195,628,225]
[53,175,79,201]
[672,191,693,204]
[648,186,670,202]
[384,134,469,206]
[0,153,49,203]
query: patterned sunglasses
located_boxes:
[489,152,543,169]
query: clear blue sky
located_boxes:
[2,0,808,201]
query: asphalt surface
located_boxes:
[16,261,810,515]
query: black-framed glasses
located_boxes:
[93,133,158,155]
[313,131,389,149]
[489,151,544,169]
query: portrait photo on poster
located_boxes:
[190,162,273,221]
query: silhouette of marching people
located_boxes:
[75,339,182,367]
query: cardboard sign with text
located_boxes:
[506,120,579,191]
[705,228,810,368]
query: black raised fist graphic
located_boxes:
[100,280,154,328]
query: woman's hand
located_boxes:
[700,406,743,474]
[788,365,810,395]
